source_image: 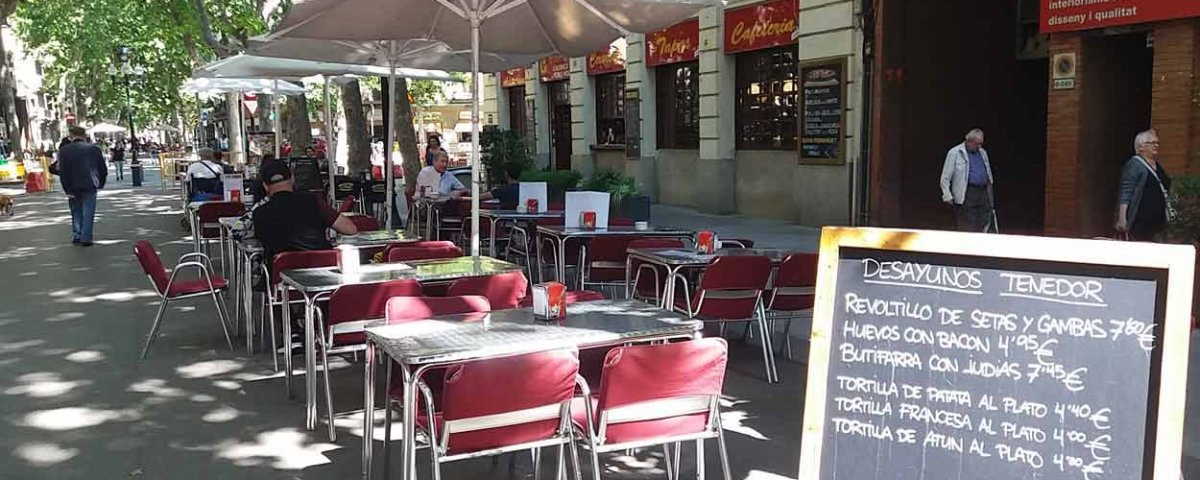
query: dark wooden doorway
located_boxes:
[547,81,572,170]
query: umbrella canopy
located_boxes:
[86,123,127,134]
[180,77,306,95]
[248,37,540,73]
[194,53,459,82]
[271,0,716,58]
[144,125,181,133]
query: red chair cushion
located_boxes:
[167,276,228,297]
[134,240,170,293]
[446,272,529,310]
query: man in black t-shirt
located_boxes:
[476,162,523,210]
[253,161,358,263]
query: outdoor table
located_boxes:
[478,209,564,258]
[280,255,525,436]
[335,229,421,249]
[409,195,454,240]
[625,247,804,308]
[535,224,695,286]
[360,298,702,480]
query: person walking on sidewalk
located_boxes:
[57,126,107,247]
[1116,129,1172,241]
[111,141,126,181]
[940,128,995,232]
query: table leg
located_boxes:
[190,211,201,253]
[624,256,633,299]
[305,294,319,431]
[363,341,377,480]
[402,366,418,480]
[244,252,255,353]
[231,240,241,335]
[557,237,567,286]
[282,286,294,398]
[489,219,497,258]
[664,265,684,311]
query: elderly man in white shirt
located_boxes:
[415,150,465,198]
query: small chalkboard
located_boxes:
[624,89,641,160]
[799,58,846,165]
[291,157,323,194]
[799,228,1194,480]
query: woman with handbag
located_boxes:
[1117,129,1173,241]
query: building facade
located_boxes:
[483,0,865,227]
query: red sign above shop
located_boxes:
[1041,0,1200,33]
[646,19,699,67]
[587,40,626,75]
[539,55,570,82]
[724,0,797,54]
[500,67,526,88]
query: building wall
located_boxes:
[480,0,863,227]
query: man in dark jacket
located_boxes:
[57,126,107,246]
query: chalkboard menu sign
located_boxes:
[291,157,323,194]
[625,89,641,159]
[799,58,846,165]
[799,228,1195,480]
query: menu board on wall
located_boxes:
[624,89,640,159]
[799,58,846,165]
[1041,0,1200,34]
[799,227,1195,480]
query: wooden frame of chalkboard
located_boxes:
[798,227,1195,480]
[798,56,847,166]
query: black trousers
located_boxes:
[956,185,993,232]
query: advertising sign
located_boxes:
[539,55,570,82]
[724,0,797,54]
[587,39,627,75]
[1041,0,1200,33]
[500,67,527,88]
[646,19,700,67]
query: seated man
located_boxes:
[253,161,358,264]
[475,162,522,210]
[415,150,465,198]
[187,148,225,200]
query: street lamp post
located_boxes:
[108,46,146,186]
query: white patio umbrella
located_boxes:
[86,122,127,135]
[248,35,539,232]
[194,54,460,204]
[181,77,306,164]
[268,0,717,257]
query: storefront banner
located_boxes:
[646,19,700,67]
[724,0,797,54]
[587,39,627,76]
[1041,0,1200,33]
[500,67,527,88]
[539,55,570,82]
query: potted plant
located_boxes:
[1167,174,1200,322]
[582,169,649,221]
[480,127,533,190]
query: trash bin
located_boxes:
[25,172,47,193]
[131,162,144,186]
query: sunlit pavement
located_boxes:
[0,164,812,480]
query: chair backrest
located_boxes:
[339,194,358,213]
[447,271,529,310]
[608,217,635,227]
[133,240,170,293]
[329,279,423,325]
[386,245,463,262]
[593,338,728,445]
[693,255,772,319]
[381,241,455,259]
[384,295,492,324]
[271,250,340,285]
[719,238,755,249]
[439,349,579,454]
[349,215,380,232]
[364,180,387,201]
[585,235,641,264]
[333,175,358,199]
[628,238,687,295]
[769,252,818,311]
[197,201,246,238]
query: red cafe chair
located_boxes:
[196,201,245,271]
[339,194,358,213]
[386,244,463,263]
[446,271,529,310]
[313,279,423,441]
[766,253,818,360]
[579,235,641,297]
[263,250,340,371]
[627,238,686,306]
[134,240,234,358]
[349,215,381,232]
[574,338,730,480]
[413,349,581,480]
[672,255,777,383]
[718,238,755,249]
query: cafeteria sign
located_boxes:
[646,19,699,67]
[539,55,570,82]
[1041,0,1200,33]
[500,67,527,88]
[724,0,797,54]
[587,39,626,76]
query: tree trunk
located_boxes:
[393,77,421,190]
[256,94,273,133]
[283,94,312,154]
[0,30,20,156]
[341,80,371,175]
[226,92,245,164]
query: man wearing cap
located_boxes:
[56,126,107,246]
[252,161,358,263]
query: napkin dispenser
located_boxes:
[532,282,567,320]
[696,230,718,254]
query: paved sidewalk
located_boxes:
[651,204,821,251]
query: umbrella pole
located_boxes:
[274,82,282,160]
[470,15,481,258]
[239,90,247,165]
[385,50,397,231]
[324,77,335,205]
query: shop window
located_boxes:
[595,72,625,145]
[655,61,699,149]
[735,45,798,150]
[506,85,527,139]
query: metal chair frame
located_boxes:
[671,274,779,383]
[139,250,234,359]
[765,285,815,360]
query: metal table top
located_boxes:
[480,209,564,220]
[365,299,701,366]
[627,247,803,266]
[280,255,523,293]
[536,224,694,237]
[334,229,420,247]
